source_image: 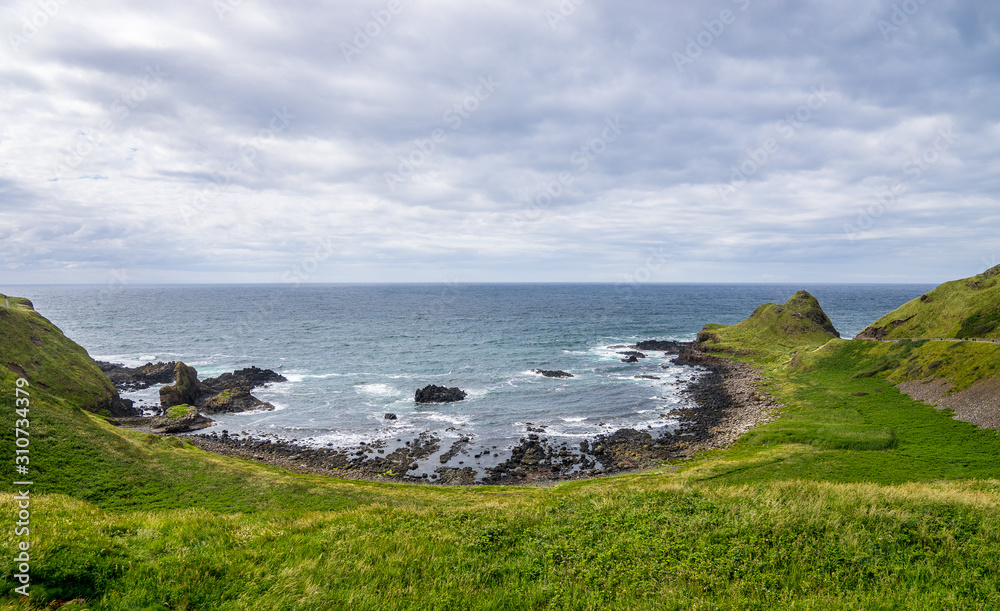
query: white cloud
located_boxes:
[0,0,998,284]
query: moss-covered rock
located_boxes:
[159,362,204,408]
[149,404,213,434]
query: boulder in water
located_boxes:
[531,369,574,378]
[415,385,467,404]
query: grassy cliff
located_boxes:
[857,264,1000,339]
[2,292,1000,609]
[0,294,129,416]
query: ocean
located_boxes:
[10,283,933,471]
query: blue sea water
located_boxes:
[9,283,933,471]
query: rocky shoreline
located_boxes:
[175,349,783,486]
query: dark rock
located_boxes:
[201,366,287,392]
[384,413,398,420]
[854,325,888,340]
[440,436,471,463]
[618,351,647,359]
[415,385,467,404]
[95,395,140,418]
[622,355,639,363]
[635,340,690,352]
[634,374,660,380]
[159,362,205,408]
[149,404,214,434]
[696,330,720,344]
[434,466,477,485]
[531,369,574,378]
[200,386,275,414]
[674,349,722,366]
[98,361,178,392]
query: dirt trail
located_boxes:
[861,337,1000,344]
[898,377,1000,430]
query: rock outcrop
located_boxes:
[100,360,286,416]
[201,366,287,392]
[415,385,467,404]
[149,404,214,434]
[200,386,275,414]
[531,369,574,378]
[159,363,205,408]
[97,361,178,392]
[634,340,689,352]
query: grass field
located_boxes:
[2,283,1000,609]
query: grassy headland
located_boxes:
[857,264,1000,340]
[2,277,1000,609]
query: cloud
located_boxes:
[0,0,998,284]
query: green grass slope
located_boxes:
[696,290,840,361]
[857,264,1000,339]
[0,293,126,416]
[2,293,1000,609]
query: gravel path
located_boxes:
[897,377,1000,430]
[861,337,1000,344]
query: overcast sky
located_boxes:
[1,0,998,285]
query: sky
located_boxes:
[1,0,998,286]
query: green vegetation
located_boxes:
[859,264,1000,339]
[164,404,197,420]
[700,339,1000,484]
[1,283,1000,609]
[697,290,840,362]
[4,478,1000,610]
[844,339,1000,392]
[0,293,121,415]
